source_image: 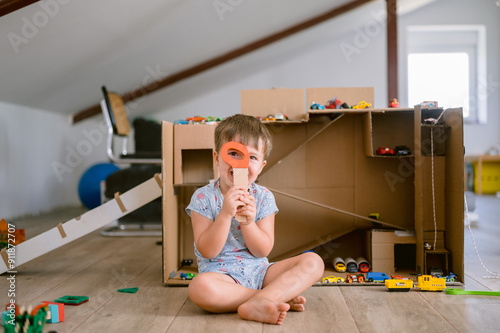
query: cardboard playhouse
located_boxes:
[161,87,464,285]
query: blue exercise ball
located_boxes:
[78,163,119,209]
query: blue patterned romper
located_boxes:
[186,178,279,290]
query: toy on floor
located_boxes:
[54,296,89,306]
[41,302,64,323]
[117,287,139,294]
[333,257,346,272]
[322,275,344,283]
[2,303,48,332]
[0,219,26,249]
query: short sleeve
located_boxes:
[186,187,214,221]
[254,186,279,221]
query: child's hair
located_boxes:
[215,114,273,159]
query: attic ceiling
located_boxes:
[0,0,435,121]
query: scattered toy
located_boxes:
[394,145,411,156]
[54,296,89,306]
[325,97,342,109]
[333,257,346,272]
[366,272,390,282]
[310,102,325,110]
[117,287,139,294]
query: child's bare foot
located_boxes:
[287,295,306,311]
[238,297,290,325]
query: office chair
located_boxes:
[100,86,162,236]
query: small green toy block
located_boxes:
[54,296,89,306]
[117,287,139,294]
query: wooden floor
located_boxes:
[2,195,500,333]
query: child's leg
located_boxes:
[237,252,324,324]
[188,272,257,313]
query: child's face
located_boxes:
[214,137,267,194]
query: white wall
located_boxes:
[0,101,109,219]
[149,0,499,156]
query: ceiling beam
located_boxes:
[387,0,398,102]
[0,0,40,17]
[72,0,376,124]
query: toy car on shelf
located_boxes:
[187,116,206,123]
[346,273,365,283]
[325,97,342,109]
[394,145,411,156]
[376,147,396,156]
[356,257,370,273]
[424,118,438,125]
[352,101,371,109]
[322,275,345,283]
[445,272,458,282]
[366,272,390,282]
[310,102,325,110]
[389,98,399,108]
[333,257,346,272]
[420,101,438,108]
[180,272,196,280]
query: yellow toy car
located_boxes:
[416,275,446,291]
[352,101,371,109]
[322,275,345,283]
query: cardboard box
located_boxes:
[162,88,464,285]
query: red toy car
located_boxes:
[389,98,399,108]
[376,147,396,156]
[325,98,342,109]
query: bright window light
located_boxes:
[408,53,470,117]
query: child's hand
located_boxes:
[236,193,256,224]
[220,186,248,219]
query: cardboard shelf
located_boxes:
[161,88,464,286]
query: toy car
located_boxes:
[352,101,371,109]
[386,278,413,291]
[366,272,390,282]
[310,102,325,110]
[333,257,346,272]
[424,118,437,124]
[341,102,351,109]
[346,273,365,283]
[389,98,399,108]
[345,257,358,273]
[180,272,196,280]
[445,272,458,282]
[187,116,206,123]
[420,101,438,108]
[424,242,432,251]
[394,145,411,156]
[429,266,444,277]
[325,98,342,109]
[376,147,396,156]
[322,275,345,283]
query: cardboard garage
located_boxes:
[161,87,464,285]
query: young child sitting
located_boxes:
[186,114,324,325]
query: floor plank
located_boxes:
[341,286,456,332]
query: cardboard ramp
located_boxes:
[0,174,163,275]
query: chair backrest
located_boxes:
[102,86,131,136]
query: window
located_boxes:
[406,25,487,124]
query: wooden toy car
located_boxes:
[322,275,345,283]
[376,147,396,156]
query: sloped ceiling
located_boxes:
[0,0,435,119]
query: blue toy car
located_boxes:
[366,272,390,282]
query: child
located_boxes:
[186,114,324,325]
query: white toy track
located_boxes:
[0,174,162,275]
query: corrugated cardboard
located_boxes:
[162,88,464,285]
